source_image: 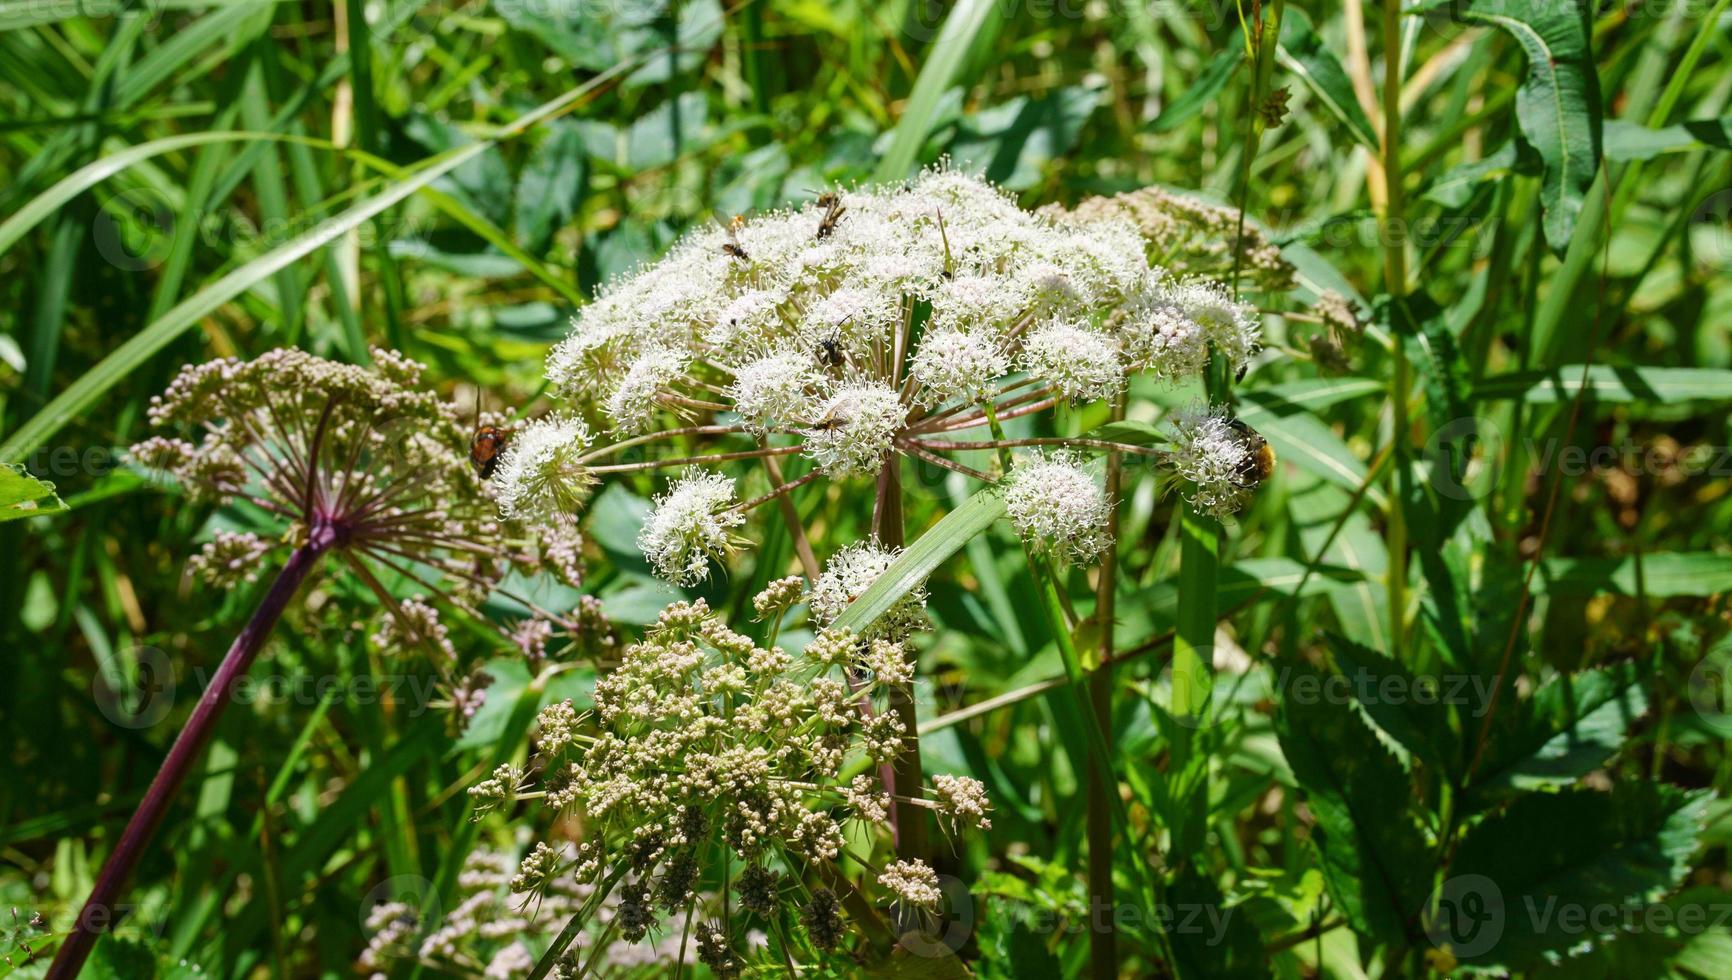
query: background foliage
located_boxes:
[4,0,1732,975]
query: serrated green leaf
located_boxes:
[1322,631,1457,774]
[1414,0,1602,251]
[1277,8,1377,149]
[1469,663,1649,803]
[1447,785,1709,969]
[1275,665,1432,946]
[0,464,67,522]
[1537,553,1732,599]
[1168,866,1271,980]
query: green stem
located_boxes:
[1381,0,1411,659]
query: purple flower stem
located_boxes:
[48,532,332,978]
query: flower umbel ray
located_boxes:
[50,348,545,980]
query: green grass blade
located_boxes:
[0,141,489,463]
[830,485,1006,634]
[871,0,1000,182]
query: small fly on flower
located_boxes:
[814,192,846,239]
[721,214,750,261]
[468,396,512,480]
[816,317,853,371]
[1225,417,1277,489]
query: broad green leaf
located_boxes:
[1468,664,1648,806]
[1446,785,1709,969]
[0,464,68,522]
[873,0,1002,181]
[1275,665,1432,946]
[515,119,587,254]
[1277,8,1377,149]
[1421,141,1538,208]
[831,487,1007,635]
[1168,866,1271,980]
[1322,631,1457,774]
[1147,46,1242,134]
[1240,377,1384,416]
[1236,404,1386,509]
[1413,0,1602,252]
[950,84,1105,190]
[1603,117,1732,161]
[1474,366,1732,404]
[1537,553,1732,599]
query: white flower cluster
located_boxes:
[1166,404,1261,520]
[490,414,595,521]
[807,541,928,640]
[635,471,744,585]
[1001,452,1112,564]
[514,170,1259,485]
[484,595,988,965]
[357,848,702,979]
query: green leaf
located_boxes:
[1414,0,1602,252]
[831,487,1007,635]
[0,141,488,465]
[1474,366,1732,404]
[1147,46,1242,134]
[1275,666,1432,947]
[0,464,67,522]
[1421,140,1539,208]
[1468,664,1648,806]
[950,84,1105,190]
[1168,866,1271,980]
[1235,403,1387,509]
[514,119,587,254]
[1603,116,1732,161]
[1537,553,1732,599]
[1321,632,1457,774]
[1277,8,1378,150]
[873,0,1002,181]
[1445,785,1709,969]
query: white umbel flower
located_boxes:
[803,381,905,476]
[908,328,1009,406]
[606,347,688,433]
[1002,452,1111,564]
[728,351,820,431]
[808,541,927,639]
[1167,278,1261,374]
[1018,319,1125,402]
[491,414,594,521]
[637,472,745,585]
[1167,404,1256,520]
